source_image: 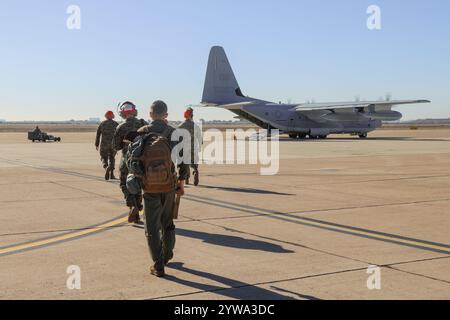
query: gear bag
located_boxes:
[135,132,176,193]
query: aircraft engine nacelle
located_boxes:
[362,111,402,121]
[321,111,357,122]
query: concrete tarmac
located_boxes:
[0,129,449,299]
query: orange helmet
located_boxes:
[184,107,193,119]
[105,111,115,119]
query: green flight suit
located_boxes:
[137,120,188,270]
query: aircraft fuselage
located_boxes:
[230,101,383,137]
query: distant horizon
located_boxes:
[1,1,449,121]
[2,117,450,124]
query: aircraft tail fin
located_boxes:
[202,46,246,105]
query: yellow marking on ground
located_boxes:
[0,216,128,256]
[2,196,449,257]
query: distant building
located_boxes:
[88,118,101,123]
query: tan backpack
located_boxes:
[139,133,176,193]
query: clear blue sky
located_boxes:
[1,0,449,121]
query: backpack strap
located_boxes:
[160,126,172,139]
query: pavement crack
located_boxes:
[50,181,116,200]
[284,198,450,215]
[383,255,450,267]
[385,265,450,285]
[294,173,450,187]
[0,196,98,204]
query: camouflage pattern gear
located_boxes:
[100,150,116,170]
[113,117,148,154]
[113,117,148,209]
[95,119,119,170]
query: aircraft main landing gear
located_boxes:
[359,133,368,139]
[289,133,308,140]
[308,135,328,139]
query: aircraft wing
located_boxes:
[291,99,430,112]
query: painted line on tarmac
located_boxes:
[2,192,449,258]
[0,214,129,257]
[183,194,450,255]
[2,150,450,259]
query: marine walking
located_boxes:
[178,107,202,186]
[95,111,119,180]
[127,100,188,277]
[112,102,148,223]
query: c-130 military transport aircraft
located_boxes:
[201,46,430,139]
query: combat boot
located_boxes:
[110,170,116,180]
[150,266,165,278]
[193,171,199,186]
[104,167,111,181]
[128,207,140,223]
[135,214,141,224]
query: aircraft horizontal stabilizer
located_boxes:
[201,101,255,109]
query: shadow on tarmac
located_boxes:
[165,262,319,300]
[176,228,294,253]
[195,185,294,196]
